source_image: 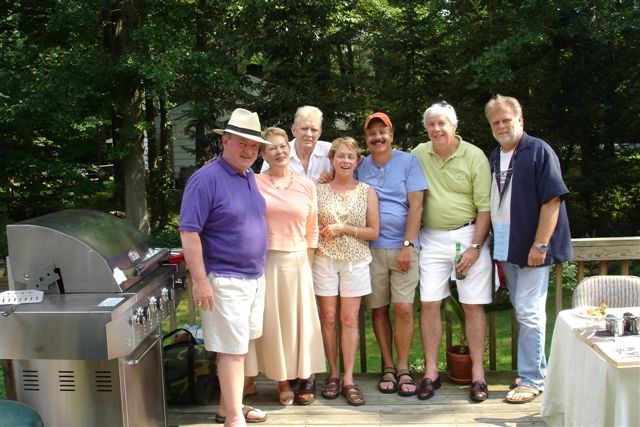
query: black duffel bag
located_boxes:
[163,327,217,405]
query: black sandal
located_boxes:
[378,367,397,394]
[321,377,340,399]
[397,369,417,396]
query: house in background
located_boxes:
[162,67,353,188]
[161,102,199,187]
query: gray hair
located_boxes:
[423,101,458,128]
[294,105,324,126]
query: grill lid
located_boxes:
[6,209,167,293]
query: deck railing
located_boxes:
[169,236,640,372]
[553,237,640,314]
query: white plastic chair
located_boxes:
[572,275,640,308]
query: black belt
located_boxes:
[450,220,475,230]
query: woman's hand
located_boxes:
[320,223,347,239]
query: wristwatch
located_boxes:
[533,241,549,253]
[403,240,414,248]
[470,243,481,252]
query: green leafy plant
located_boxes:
[441,289,468,355]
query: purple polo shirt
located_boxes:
[179,156,267,278]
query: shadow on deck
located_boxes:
[168,371,547,426]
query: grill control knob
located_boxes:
[132,306,149,325]
[161,287,174,302]
[148,296,162,312]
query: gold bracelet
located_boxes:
[354,226,358,238]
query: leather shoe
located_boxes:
[296,379,316,406]
[470,381,488,402]
[417,376,441,400]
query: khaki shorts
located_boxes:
[365,247,419,309]
[312,255,372,298]
[201,272,265,355]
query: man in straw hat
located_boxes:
[179,108,270,425]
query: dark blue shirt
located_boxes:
[489,133,572,266]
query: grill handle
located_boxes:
[127,332,162,365]
[136,248,171,275]
[122,248,170,279]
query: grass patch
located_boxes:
[163,277,572,375]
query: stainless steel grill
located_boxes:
[1,209,180,427]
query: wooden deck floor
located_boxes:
[168,371,548,426]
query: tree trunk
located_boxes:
[103,1,149,234]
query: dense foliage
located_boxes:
[1,0,639,255]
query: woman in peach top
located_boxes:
[247,127,325,406]
[313,137,380,406]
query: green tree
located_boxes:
[1,0,638,243]
[461,0,640,237]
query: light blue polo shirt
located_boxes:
[357,150,428,248]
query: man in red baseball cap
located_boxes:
[358,112,428,397]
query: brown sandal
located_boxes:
[321,377,340,400]
[342,384,365,406]
[296,378,316,406]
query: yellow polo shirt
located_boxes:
[412,136,491,230]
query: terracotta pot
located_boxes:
[446,345,472,385]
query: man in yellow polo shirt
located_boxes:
[411,101,492,403]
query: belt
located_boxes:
[450,220,475,230]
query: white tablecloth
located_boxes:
[541,307,640,427]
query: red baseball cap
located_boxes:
[364,112,393,130]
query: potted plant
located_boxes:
[441,288,473,385]
[442,264,512,385]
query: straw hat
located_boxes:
[214,108,270,144]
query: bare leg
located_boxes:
[317,295,340,379]
[419,300,442,380]
[340,296,362,386]
[372,305,394,369]
[394,301,415,370]
[217,353,246,427]
[394,301,416,393]
[461,303,486,382]
[372,305,396,391]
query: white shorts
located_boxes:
[313,255,372,298]
[418,225,492,304]
[201,272,265,355]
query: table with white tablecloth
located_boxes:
[541,307,640,427]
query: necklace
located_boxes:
[329,182,359,224]
[267,172,293,190]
